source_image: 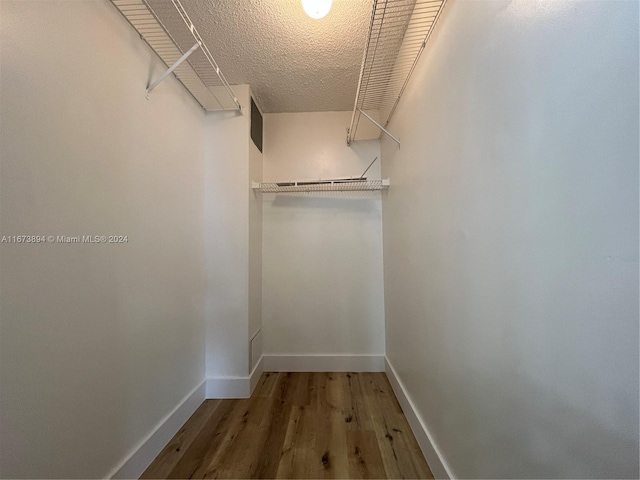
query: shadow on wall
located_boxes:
[262,193,385,211]
[436,365,639,478]
[203,108,243,126]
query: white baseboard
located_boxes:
[206,376,249,398]
[104,357,449,479]
[108,379,206,479]
[206,356,264,399]
[263,354,385,372]
[250,355,264,395]
[384,357,454,479]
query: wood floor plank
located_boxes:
[314,407,349,478]
[347,429,387,479]
[370,373,434,479]
[140,399,221,479]
[256,371,279,398]
[141,372,433,480]
[248,372,295,479]
[310,372,330,412]
[288,403,318,478]
[291,372,313,406]
[202,397,271,479]
[358,374,406,479]
[348,372,376,431]
[165,400,236,479]
[274,404,305,479]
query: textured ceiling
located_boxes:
[166,0,373,113]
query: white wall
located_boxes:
[249,103,264,369]
[381,0,639,478]
[262,112,385,358]
[204,86,264,378]
[204,86,249,379]
[0,1,206,477]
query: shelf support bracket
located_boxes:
[357,109,400,148]
[146,42,201,97]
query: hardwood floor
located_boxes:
[141,372,433,479]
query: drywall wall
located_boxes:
[249,102,264,369]
[381,0,639,478]
[0,0,206,477]
[203,85,250,379]
[204,85,263,379]
[262,111,385,358]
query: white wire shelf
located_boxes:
[110,0,241,111]
[347,0,447,145]
[252,179,390,193]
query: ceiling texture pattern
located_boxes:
[149,0,373,113]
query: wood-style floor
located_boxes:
[141,372,433,479]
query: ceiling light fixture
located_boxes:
[301,0,332,19]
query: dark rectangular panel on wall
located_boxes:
[251,98,263,153]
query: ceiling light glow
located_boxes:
[302,0,332,19]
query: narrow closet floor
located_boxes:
[141,372,433,479]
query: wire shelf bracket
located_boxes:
[110,0,241,112]
[347,0,447,146]
[348,108,400,147]
[146,41,200,97]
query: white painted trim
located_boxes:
[250,328,262,342]
[206,357,264,399]
[108,379,206,479]
[250,355,264,395]
[385,357,455,479]
[206,376,250,399]
[263,354,385,372]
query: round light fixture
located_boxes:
[301,0,332,19]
